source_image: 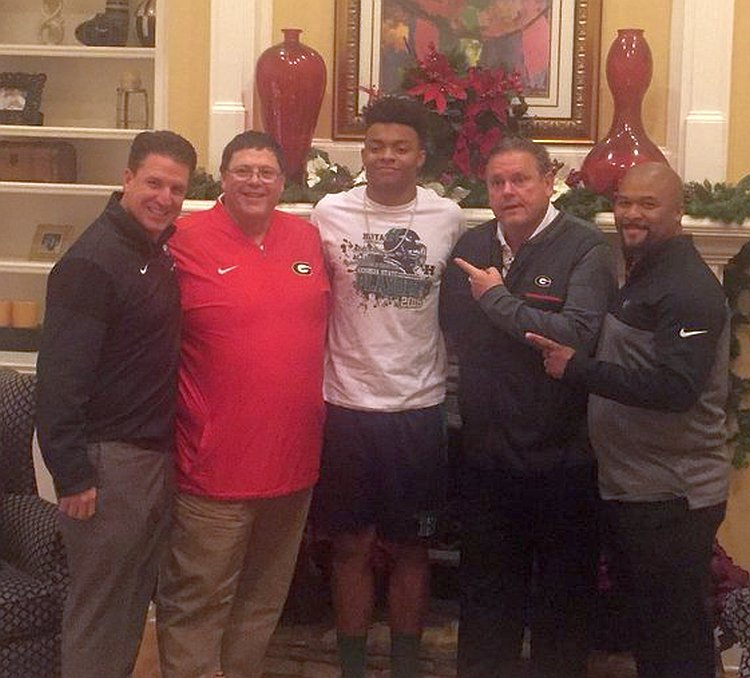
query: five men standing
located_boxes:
[35,112,733,678]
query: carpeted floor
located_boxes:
[133,612,739,677]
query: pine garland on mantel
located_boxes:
[554,175,750,224]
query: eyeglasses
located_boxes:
[225,166,282,183]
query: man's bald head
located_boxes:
[621,162,684,209]
[614,162,684,261]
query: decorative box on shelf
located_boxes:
[0,139,77,182]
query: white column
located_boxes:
[207,0,272,174]
[667,0,735,182]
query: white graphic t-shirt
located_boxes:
[311,185,466,411]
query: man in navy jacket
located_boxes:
[37,131,196,678]
[441,136,616,678]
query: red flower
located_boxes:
[406,44,467,114]
[403,43,525,180]
[408,79,466,115]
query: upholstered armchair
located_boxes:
[0,367,68,677]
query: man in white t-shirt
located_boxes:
[311,96,466,678]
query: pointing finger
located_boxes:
[454,257,483,277]
[525,332,560,351]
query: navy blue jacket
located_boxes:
[440,211,616,472]
[36,193,181,496]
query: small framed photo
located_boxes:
[29,224,73,261]
[0,72,47,125]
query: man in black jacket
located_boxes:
[528,162,731,678]
[36,130,196,678]
[441,136,616,678]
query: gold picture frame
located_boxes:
[29,223,73,261]
[333,0,602,143]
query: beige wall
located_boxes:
[722,0,750,566]
[728,0,750,182]
[598,0,671,144]
[165,0,211,165]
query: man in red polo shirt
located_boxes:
[156,131,330,678]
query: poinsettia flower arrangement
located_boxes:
[403,43,528,184]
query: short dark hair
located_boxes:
[220,130,286,174]
[362,96,428,148]
[127,130,197,174]
[487,136,553,176]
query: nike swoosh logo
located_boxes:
[140,265,148,275]
[679,328,708,338]
[217,266,239,275]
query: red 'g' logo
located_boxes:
[292,262,312,275]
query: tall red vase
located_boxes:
[255,29,327,183]
[580,29,668,197]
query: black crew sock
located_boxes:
[391,632,421,678]
[337,633,367,678]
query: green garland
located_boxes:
[550,175,750,225]
[684,175,750,224]
[552,188,613,222]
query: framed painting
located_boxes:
[333,0,602,143]
[29,223,72,261]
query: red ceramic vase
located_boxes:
[580,29,668,197]
[256,29,327,183]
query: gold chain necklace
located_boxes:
[362,189,419,235]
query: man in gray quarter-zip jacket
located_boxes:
[528,162,731,678]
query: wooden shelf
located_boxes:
[0,44,154,59]
[0,125,146,140]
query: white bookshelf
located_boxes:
[0,0,166,348]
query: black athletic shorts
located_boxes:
[312,402,447,542]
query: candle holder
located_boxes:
[116,71,149,129]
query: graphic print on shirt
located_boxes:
[341,227,435,308]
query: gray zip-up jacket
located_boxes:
[564,235,731,508]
